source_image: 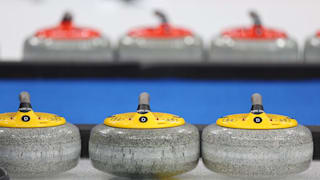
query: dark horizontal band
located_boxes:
[1,61,320,80]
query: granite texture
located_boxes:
[89,123,200,178]
[23,36,113,62]
[0,123,81,177]
[304,35,320,63]
[209,36,300,63]
[202,124,313,178]
[118,35,204,63]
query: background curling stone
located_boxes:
[89,92,200,178]
[118,10,204,63]
[23,12,113,62]
[209,11,299,64]
[304,30,320,63]
[0,92,81,177]
[202,93,313,178]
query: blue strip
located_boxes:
[0,78,319,125]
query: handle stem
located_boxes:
[61,12,73,23]
[250,93,264,114]
[137,92,151,114]
[154,10,170,33]
[19,91,32,112]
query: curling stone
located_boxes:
[0,92,81,177]
[23,12,113,62]
[118,10,204,63]
[89,92,199,178]
[304,31,320,63]
[202,93,313,178]
[209,11,299,64]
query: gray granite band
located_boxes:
[89,123,200,178]
[209,37,299,64]
[118,35,204,63]
[0,123,81,177]
[23,37,113,62]
[202,124,313,177]
[304,35,320,63]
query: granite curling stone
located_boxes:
[0,92,81,177]
[118,10,204,63]
[23,12,113,62]
[89,92,200,178]
[209,11,299,64]
[304,30,320,63]
[202,93,313,178]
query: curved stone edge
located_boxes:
[117,35,204,62]
[89,123,200,178]
[0,123,81,177]
[201,124,313,177]
[209,36,300,63]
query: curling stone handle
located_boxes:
[61,12,73,23]
[154,10,170,33]
[137,92,151,114]
[154,10,168,24]
[249,11,264,37]
[19,91,32,112]
[249,11,262,26]
[250,93,264,114]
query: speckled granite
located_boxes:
[23,37,113,62]
[209,37,300,63]
[202,124,313,178]
[118,35,204,63]
[89,123,200,178]
[304,36,320,63]
[0,123,81,177]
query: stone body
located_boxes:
[209,36,300,64]
[89,123,200,178]
[202,124,313,178]
[23,36,113,62]
[304,35,320,63]
[118,35,204,63]
[0,123,81,177]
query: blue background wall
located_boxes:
[0,78,319,125]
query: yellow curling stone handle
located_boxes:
[104,92,185,129]
[0,92,66,128]
[216,93,298,130]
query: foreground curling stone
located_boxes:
[23,12,113,62]
[118,10,204,63]
[0,92,81,177]
[209,11,299,64]
[304,30,320,63]
[89,92,200,178]
[202,93,313,178]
